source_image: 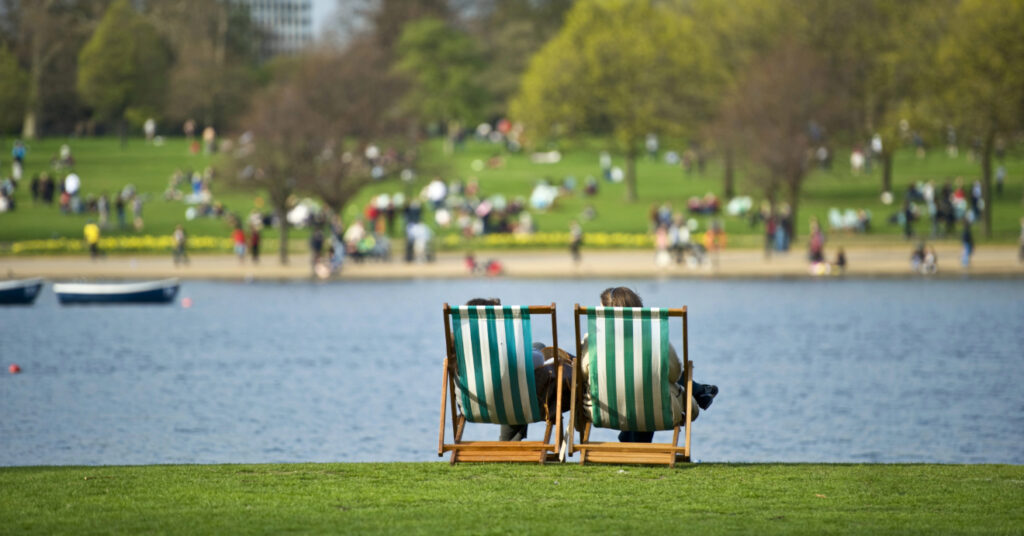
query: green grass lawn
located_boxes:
[2,135,1022,249]
[0,463,1021,534]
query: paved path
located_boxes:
[3,245,1022,281]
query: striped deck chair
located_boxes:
[567,305,693,467]
[438,303,566,464]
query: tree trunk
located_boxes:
[981,129,995,238]
[882,151,893,194]
[21,111,37,140]
[21,32,44,140]
[723,147,735,199]
[625,148,638,202]
[275,208,290,265]
[787,179,801,242]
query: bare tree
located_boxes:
[719,41,840,239]
[228,38,411,264]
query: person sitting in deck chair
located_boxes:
[581,287,718,443]
[464,297,572,442]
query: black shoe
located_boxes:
[694,383,718,410]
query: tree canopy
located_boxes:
[76,0,171,140]
[394,18,489,129]
[935,0,1024,236]
[512,0,723,201]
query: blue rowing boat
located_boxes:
[0,278,44,305]
[53,279,180,305]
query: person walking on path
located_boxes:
[249,223,261,265]
[84,221,101,260]
[310,227,325,275]
[232,225,246,264]
[961,220,974,269]
[172,225,188,266]
[569,220,583,264]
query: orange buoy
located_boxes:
[9,364,21,374]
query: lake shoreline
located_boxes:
[2,245,1022,281]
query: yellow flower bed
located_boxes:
[9,235,233,255]
[440,232,653,249]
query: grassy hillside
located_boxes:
[1,463,1021,534]
[1,136,1021,249]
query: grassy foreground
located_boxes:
[1,463,1021,534]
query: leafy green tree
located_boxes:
[512,0,722,202]
[936,0,1024,238]
[76,0,171,144]
[395,18,489,136]
[471,0,573,117]
[0,44,27,133]
[803,0,956,195]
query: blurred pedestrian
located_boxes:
[249,222,261,264]
[808,218,825,264]
[115,194,126,229]
[834,247,847,274]
[172,224,188,266]
[232,224,246,264]
[569,220,583,264]
[84,221,101,259]
[1018,217,1024,263]
[310,226,325,274]
[11,140,25,181]
[961,220,974,269]
[132,195,144,231]
[97,193,109,229]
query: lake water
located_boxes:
[2,278,1022,466]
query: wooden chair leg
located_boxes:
[455,415,466,442]
[438,362,449,457]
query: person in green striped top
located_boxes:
[462,298,569,442]
[581,287,718,443]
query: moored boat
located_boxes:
[0,278,44,305]
[53,279,180,305]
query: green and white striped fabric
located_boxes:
[586,306,675,431]
[450,306,543,425]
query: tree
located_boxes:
[718,42,840,240]
[367,0,449,53]
[469,0,573,117]
[394,18,489,137]
[144,0,261,131]
[688,0,806,199]
[512,0,722,202]
[802,0,955,195]
[298,40,411,215]
[0,44,27,133]
[229,39,412,264]
[3,0,109,138]
[77,0,171,145]
[936,0,1024,238]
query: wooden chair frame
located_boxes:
[567,304,692,467]
[438,303,566,464]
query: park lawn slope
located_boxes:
[0,463,1021,535]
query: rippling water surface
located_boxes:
[2,278,1022,465]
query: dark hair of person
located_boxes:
[466,297,501,306]
[599,287,643,307]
